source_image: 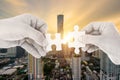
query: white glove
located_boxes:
[82,22,120,65]
[0,14,48,58]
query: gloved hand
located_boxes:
[0,14,48,58]
[81,22,120,64]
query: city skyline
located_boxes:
[0,1,120,80]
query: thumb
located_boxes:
[82,35,101,46]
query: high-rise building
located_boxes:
[0,47,25,58]
[72,56,81,80]
[16,47,25,58]
[100,51,120,80]
[28,54,44,80]
[28,54,43,80]
[57,14,71,58]
[0,48,16,57]
[71,48,83,80]
[57,14,64,38]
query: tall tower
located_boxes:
[57,14,64,38]
[28,54,44,80]
[72,56,81,80]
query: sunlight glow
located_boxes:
[62,32,73,44]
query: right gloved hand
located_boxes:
[81,22,120,65]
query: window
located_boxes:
[0,48,7,53]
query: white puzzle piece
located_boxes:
[68,25,85,54]
[46,25,85,54]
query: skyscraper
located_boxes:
[72,56,81,80]
[57,14,64,38]
[28,54,44,80]
[57,14,71,57]
[16,47,25,58]
[100,51,120,80]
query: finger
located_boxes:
[20,41,41,58]
[82,34,101,46]
[87,46,98,53]
[31,20,48,34]
[81,22,105,34]
[15,14,48,34]
[27,26,48,47]
[25,38,46,56]
[81,23,94,34]
[32,41,46,56]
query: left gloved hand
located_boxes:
[0,14,48,58]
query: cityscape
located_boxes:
[0,14,120,80]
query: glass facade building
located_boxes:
[100,51,120,80]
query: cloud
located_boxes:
[5,0,27,6]
[0,0,120,32]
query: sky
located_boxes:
[0,0,120,36]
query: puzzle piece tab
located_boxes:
[46,33,62,51]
